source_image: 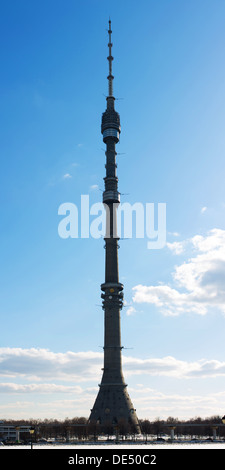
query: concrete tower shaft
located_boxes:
[89,21,139,432]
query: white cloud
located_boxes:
[123,355,225,379]
[0,396,97,420]
[1,348,225,383]
[133,228,225,316]
[1,348,225,419]
[128,386,225,420]
[167,231,180,237]
[90,184,99,190]
[126,306,136,316]
[63,173,72,179]
[201,206,207,213]
[1,388,223,420]
[167,241,185,255]
[0,383,84,394]
[0,348,102,382]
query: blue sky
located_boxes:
[1,0,225,421]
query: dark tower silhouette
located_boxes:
[89,21,139,432]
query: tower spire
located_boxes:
[89,20,139,434]
[107,19,114,97]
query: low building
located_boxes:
[0,424,31,441]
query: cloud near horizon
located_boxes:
[1,347,225,386]
[133,228,225,316]
[1,347,225,420]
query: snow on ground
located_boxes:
[1,442,225,449]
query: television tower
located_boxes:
[89,20,139,431]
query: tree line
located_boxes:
[1,415,225,441]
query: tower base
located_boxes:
[89,383,140,433]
